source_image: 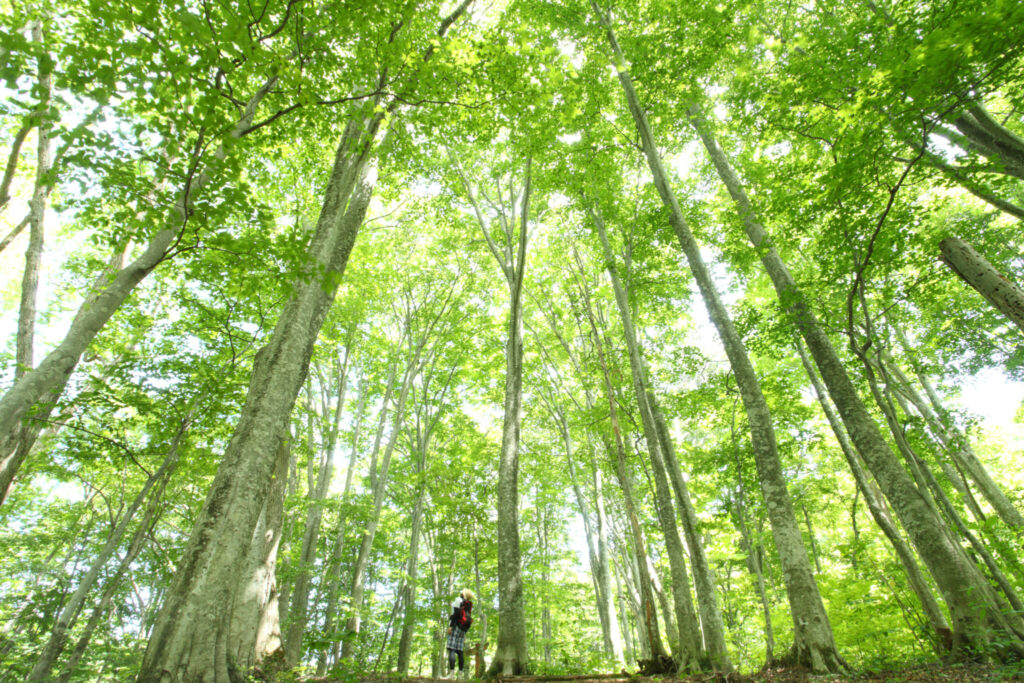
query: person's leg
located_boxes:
[457,650,465,677]
[448,648,456,674]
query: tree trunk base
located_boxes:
[485,655,529,678]
[779,640,847,674]
[249,647,288,682]
[636,654,675,676]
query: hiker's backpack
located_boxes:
[457,601,473,630]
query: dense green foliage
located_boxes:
[1,0,1022,679]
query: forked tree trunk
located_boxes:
[591,9,844,672]
[455,157,532,676]
[685,102,1024,657]
[136,107,381,680]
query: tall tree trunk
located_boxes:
[592,452,625,664]
[317,368,380,674]
[590,9,843,671]
[342,328,426,659]
[455,157,532,676]
[727,397,776,665]
[29,420,187,681]
[395,471,428,675]
[136,105,381,679]
[396,358,454,674]
[282,352,350,664]
[793,338,953,652]
[579,280,670,669]
[15,21,52,385]
[588,207,704,671]
[684,101,1024,657]
[0,73,280,502]
[648,402,732,671]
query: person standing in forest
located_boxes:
[446,589,475,679]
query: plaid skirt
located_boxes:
[447,626,467,651]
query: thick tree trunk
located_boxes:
[591,11,843,671]
[685,102,1024,658]
[488,208,530,676]
[226,436,290,673]
[940,236,1024,336]
[136,111,379,681]
[794,338,953,652]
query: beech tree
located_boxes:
[2,0,1023,680]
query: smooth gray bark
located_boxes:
[455,157,532,675]
[649,402,732,671]
[727,399,776,665]
[940,236,1024,336]
[685,101,1024,657]
[226,436,290,673]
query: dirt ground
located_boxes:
[341,664,1024,683]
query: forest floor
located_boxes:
[327,664,1024,683]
